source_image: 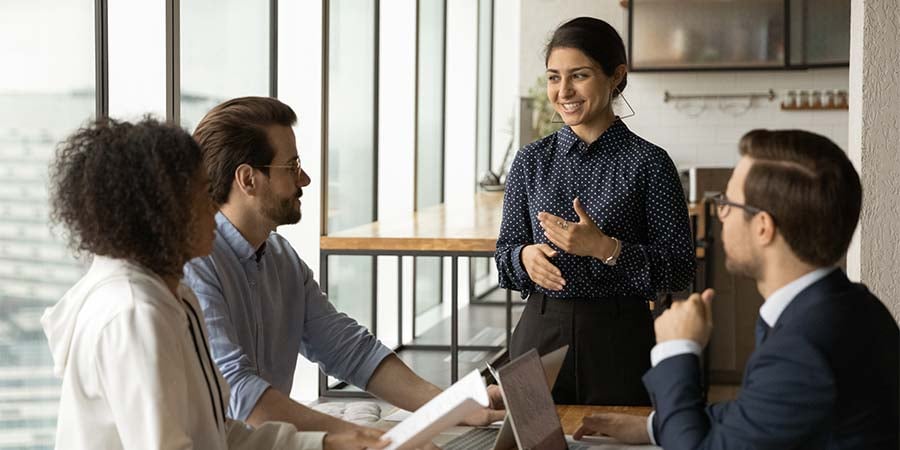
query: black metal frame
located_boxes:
[318,248,513,397]
[269,0,278,98]
[627,0,849,72]
[94,0,108,118]
[165,0,180,123]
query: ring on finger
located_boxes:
[561,220,569,230]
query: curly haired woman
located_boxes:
[41,118,388,450]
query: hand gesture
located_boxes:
[521,244,565,290]
[654,289,715,347]
[323,427,389,450]
[573,412,651,444]
[461,384,506,426]
[538,198,616,260]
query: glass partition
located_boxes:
[0,2,95,447]
[180,0,270,131]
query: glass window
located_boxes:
[414,0,446,334]
[180,0,270,131]
[326,0,377,333]
[108,0,166,119]
[0,1,95,447]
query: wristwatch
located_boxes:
[602,237,620,266]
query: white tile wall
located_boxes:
[618,68,849,169]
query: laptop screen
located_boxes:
[497,350,567,450]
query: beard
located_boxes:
[724,250,762,280]
[261,190,302,226]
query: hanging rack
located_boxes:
[664,89,776,103]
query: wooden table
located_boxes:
[319,192,507,394]
[557,405,652,435]
[319,191,702,394]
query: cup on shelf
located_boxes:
[836,90,848,108]
[782,90,797,109]
[811,91,822,109]
[799,91,810,109]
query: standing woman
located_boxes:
[495,17,695,406]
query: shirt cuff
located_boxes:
[650,339,702,367]
[611,241,652,296]
[354,344,395,390]
[510,245,533,293]
[646,411,657,446]
[230,374,273,421]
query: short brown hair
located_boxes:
[739,129,861,267]
[50,117,202,278]
[193,96,297,204]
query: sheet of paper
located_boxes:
[378,370,490,450]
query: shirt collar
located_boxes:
[215,212,266,262]
[759,267,836,327]
[557,118,628,155]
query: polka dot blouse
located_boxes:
[494,120,695,300]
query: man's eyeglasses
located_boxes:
[711,192,768,220]
[255,160,303,177]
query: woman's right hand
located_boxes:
[322,428,389,450]
[521,244,566,291]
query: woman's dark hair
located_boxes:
[50,117,203,278]
[545,17,628,95]
[739,129,862,267]
[192,96,297,204]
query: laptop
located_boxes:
[445,346,587,450]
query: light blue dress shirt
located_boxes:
[184,213,393,420]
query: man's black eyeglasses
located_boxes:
[711,192,769,220]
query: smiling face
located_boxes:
[546,47,621,136]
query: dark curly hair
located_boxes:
[49,117,203,278]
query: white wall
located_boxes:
[625,69,849,168]
[490,0,521,173]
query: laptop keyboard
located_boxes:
[444,428,499,450]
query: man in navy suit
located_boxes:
[574,130,899,449]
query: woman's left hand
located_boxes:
[538,198,616,260]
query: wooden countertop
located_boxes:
[321,190,702,255]
[320,192,505,253]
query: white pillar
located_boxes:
[847,0,900,321]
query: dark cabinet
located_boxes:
[628,0,850,71]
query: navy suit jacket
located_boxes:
[644,270,899,449]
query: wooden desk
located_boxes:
[557,405,652,435]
